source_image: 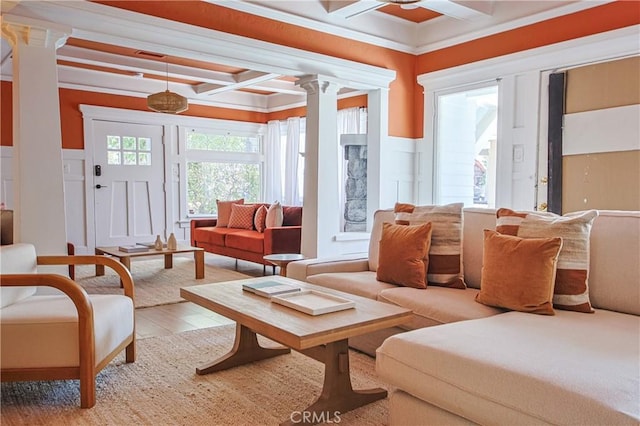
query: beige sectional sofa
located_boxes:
[288,208,640,425]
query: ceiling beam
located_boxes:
[325,0,383,19]
[419,0,493,21]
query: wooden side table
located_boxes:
[263,253,305,277]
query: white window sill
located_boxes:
[333,232,370,242]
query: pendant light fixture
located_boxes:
[147,59,188,114]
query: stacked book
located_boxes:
[118,244,149,253]
[242,281,301,298]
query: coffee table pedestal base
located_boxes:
[196,324,290,375]
[284,339,386,425]
[195,324,386,425]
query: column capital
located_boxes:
[1,15,71,49]
[296,74,343,96]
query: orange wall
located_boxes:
[58,89,267,149]
[1,86,367,149]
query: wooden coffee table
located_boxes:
[181,276,412,425]
[95,244,204,279]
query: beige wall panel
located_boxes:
[566,56,640,114]
[563,150,640,213]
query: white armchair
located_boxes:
[0,243,136,408]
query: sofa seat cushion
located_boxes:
[378,286,505,329]
[193,227,244,247]
[1,294,134,369]
[377,310,640,425]
[307,271,397,300]
[225,230,265,254]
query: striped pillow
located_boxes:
[228,204,257,230]
[496,208,598,313]
[394,203,466,289]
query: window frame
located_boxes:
[182,125,264,217]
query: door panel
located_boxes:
[93,121,165,247]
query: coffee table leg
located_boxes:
[281,339,387,426]
[196,324,290,375]
[164,253,173,269]
[95,248,105,276]
[194,250,204,279]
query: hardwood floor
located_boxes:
[134,255,268,340]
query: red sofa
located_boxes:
[190,204,302,269]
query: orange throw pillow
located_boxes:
[496,208,598,313]
[216,199,244,227]
[228,204,257,230]
[376,222,433,289]
[254,205,268,233]
[476,230,562,315]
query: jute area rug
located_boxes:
[74,256,253,308]
[0,325,389,426]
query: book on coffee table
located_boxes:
[242,280,301,298]
[118,244,150,253]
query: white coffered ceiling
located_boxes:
[0,1,608,113]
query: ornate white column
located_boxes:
[2,16,70,255]
[297,75,341,258]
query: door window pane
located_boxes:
[106,135,152,166]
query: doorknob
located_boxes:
[538,202,548,211]
[95,184,108,189]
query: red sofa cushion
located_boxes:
[225,230,265,254]
[193,227,245,246]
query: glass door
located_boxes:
[434,83,499,207]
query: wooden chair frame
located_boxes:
[0,255,136,408]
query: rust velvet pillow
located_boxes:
[376,222,433,289]
[216,198,244,227]
[476,230,563,315]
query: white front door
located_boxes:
[93,121,165,247]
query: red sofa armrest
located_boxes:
[190,218,218,246]
[264,226,302,254]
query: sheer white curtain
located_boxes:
[337,107,367,231]
[264,120,283,203]
[284,117,301,206]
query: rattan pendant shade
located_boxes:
[147,59,189,114]
[147,90,188,114]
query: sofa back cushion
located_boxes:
[588,210,640,315]
[369,209,396,272]
[0,243,38,308]
[462,208,497,289]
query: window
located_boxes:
[434,84,498,207]
[106,135,152,166]
[186,128,262,215]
